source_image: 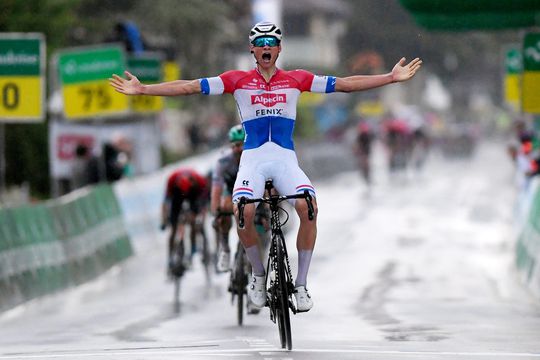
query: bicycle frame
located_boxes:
[237,179,314,350]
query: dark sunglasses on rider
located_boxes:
[251,36,280,48]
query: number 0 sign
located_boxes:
[0,34,45,122]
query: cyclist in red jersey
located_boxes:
[110,22,422,312]
[161,168,208,274]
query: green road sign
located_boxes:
[0,33,45,122]
[522,33,540,113]
[127,57,162,82]
[506,48,522,74]
[57,45,128,119]
[524,33,540,71]
[127,54,163,113]
[59,46,125,84]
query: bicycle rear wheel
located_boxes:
[172,243,185,312]
[173,276,181,312]
[275,237,292,350]
[200,226,212,283]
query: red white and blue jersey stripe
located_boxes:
[295,184,315,196]
[199,68,336,151]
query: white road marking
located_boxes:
[2,348,540,359]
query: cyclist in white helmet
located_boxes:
[110,21,422,312]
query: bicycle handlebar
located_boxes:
[237,190,314,229]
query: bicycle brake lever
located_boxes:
[304,190,314,221]
[238,197,246,229]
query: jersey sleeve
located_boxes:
[289,69,336,93]
[199,70,245,95]
[199,76,224,95]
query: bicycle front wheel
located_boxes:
[276,238,292,350]
[236,248,246,326]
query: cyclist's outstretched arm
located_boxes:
[109,70,201,96]
[335,57,422,93]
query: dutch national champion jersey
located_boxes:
[199,68,336,151]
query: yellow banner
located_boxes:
[355,100,384,117]
[299,92,323,106]
[162,61,180,82]
[504,74,520,110]
[131,95,164,113]
[0,76,42,120]
[522,71,540,114]
[62,79,129,119]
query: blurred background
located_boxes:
[1,1,540,356]
[0,0,537,201]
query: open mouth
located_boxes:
[262,53,272,62]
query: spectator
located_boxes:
[71,144,90,189]
[188,121,203,152]
[103,134,133,182]
[71,143,100,188]
[103,142,124,182]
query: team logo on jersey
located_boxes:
[251,93,287,107]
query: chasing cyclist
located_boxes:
[353,120,375,188]
[161,168,209,275]
[211,124,270,272]
[211,124,247,272]
[110,21,422,312]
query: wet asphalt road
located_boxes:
[0,141,539,359]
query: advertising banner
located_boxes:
[57,45,128,120]
[0,33,45,122]
[504,46,521,111]
[522,33,540,113]
[49,120,161,179]
[127,54,164,113]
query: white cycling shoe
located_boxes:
[248,274,267,308]
[246,297,261,315]
[216,250,231,272]
[294,286,313,312]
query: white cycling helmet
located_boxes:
[249,21,282,43]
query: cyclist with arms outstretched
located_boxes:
[110,22,422,312]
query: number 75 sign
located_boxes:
[0,34,45,122]
[57,45,129,120]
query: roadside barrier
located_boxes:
[515,177,540,297]
[0,184,132,312]
[113,149,220,253]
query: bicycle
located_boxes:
[193,211,212,283]
[167,207,212,311]
[166,211,187,312]
[229,238,250,325]
[215,206,269,326]
[214,209,253,326]
[238,179,314,350]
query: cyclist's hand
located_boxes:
[391,57,422,82]
[109,71,144,95]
